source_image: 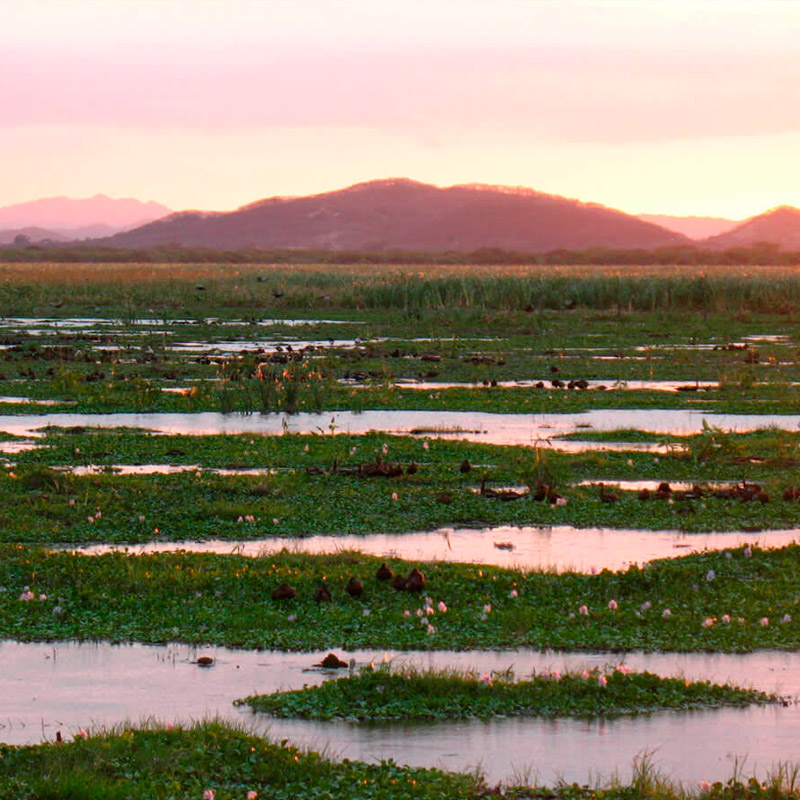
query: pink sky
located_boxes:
[2,0,800,217]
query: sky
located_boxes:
[2,0,800,218]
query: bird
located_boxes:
[316,652,348,669]
[346,577,364,598]
[598,483,619,504]
[405,567,426,592]
[406,462,419,475]
[313,583,332,602]
[459,459,472,473]
[271,584,297,600]
[376,563,394,581]
[392,574,407,591]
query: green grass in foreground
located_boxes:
[2,545,800,652]
[3,720,800,800]
[239,665,773,720]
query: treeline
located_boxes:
[0,243,799,266]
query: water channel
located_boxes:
[2,640,799,786]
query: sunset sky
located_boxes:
[3,0,800,218]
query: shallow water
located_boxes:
[391,379,718,392]
[2,640,800,785]
[3,409,800,445]
[69,525,800,573]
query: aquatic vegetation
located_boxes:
[0,545,799,652]
[239,664,773,720]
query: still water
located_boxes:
[2,641,799,786]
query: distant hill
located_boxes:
[638,214,738,240]
[704,206,800,250]
[0,195,171,238]
[0,227,72,245]
[100,179,688,252]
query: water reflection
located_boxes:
[1,409,799,445]
[68,525,800,573]
[1,640,799,785]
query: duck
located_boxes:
[313,583,332,603]
[376,563,394,581]
[271,584,297,600]
[459,459,472,473]
[598,483,619,504]
[345,577,364,598]
[405,567,426,593]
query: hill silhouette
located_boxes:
[704,206,800,250]
[101,179,688,251]
[637,214,738,240]
[0,195,171,237]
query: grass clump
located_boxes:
[1,544,800,652]
[0,719,478,800]
[239,664,773,720]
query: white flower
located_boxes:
[706,569,715,582]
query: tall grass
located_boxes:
[2,262,800,316]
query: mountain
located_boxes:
[0,195,171,237]
[0,227,72,245]
[637,214,738,240]
[704,206,800,250]
[100,179,688,252]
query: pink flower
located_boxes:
[382,444,388,454]
[39,593,47,601]
[598,675,608,686]
[578,604,589,615]
[77,729,89,740]
[556,497,567,506]
[700,781,711,792]
[424,605,434,616]
[423,441,430,450]
[581,669,590,679]
[641,601,652,611]
[550,670,561,681]
[87,516,94,523]
[744,546,752,558]
[483,604,492,614]
[702,617,715,628]
[607,599,618,611]
[303,444,309,452]
[416,608,424,617]
[616,664,632,675]
[480,672,492,684]
[247,793,258,800]
[760,617,770,627]
[203,791,215,800]
[721,614,731,623]
[391,492,398,501]
[403,609,410,617]
[165,722,174,730]
[426,624,435,634]
[437,601,448,612]
[662,608,672,618]
[509,589,518,598]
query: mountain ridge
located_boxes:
[98,178,689,252]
